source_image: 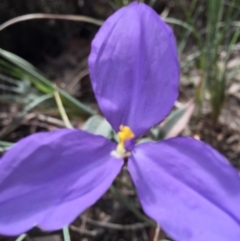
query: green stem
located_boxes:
[54,90,73,129]
[15,234,27,241]
[63,226,71,241]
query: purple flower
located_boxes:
[0,2,240,241]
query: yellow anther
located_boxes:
[111,125,135,158]
[118,125,134,142]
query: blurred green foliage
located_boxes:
[174,0,240,122]
[92,0,240,125]
[1,0,240,129]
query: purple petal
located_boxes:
[0,129,122,235]
[89,2,179,137]
[128,137,240,241]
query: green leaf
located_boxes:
[82,115,114,139]
[0,140,13,152]
[137,138,153,144]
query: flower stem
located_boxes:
[54,90,73,241]
[63,226,71,241]
[54,89,73,129]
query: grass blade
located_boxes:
[0,14,102,31]
[0,48,95,117]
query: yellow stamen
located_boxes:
[111,125,135,158]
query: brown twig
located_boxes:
[81,216,149,231]
[69,225,97,237]
[37,114,65,127]
[67,69,89,94]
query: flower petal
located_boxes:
[128,137,240,241]
[0,129,122,235]
[89,2,179,137]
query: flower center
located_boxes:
[111,125,135,158]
